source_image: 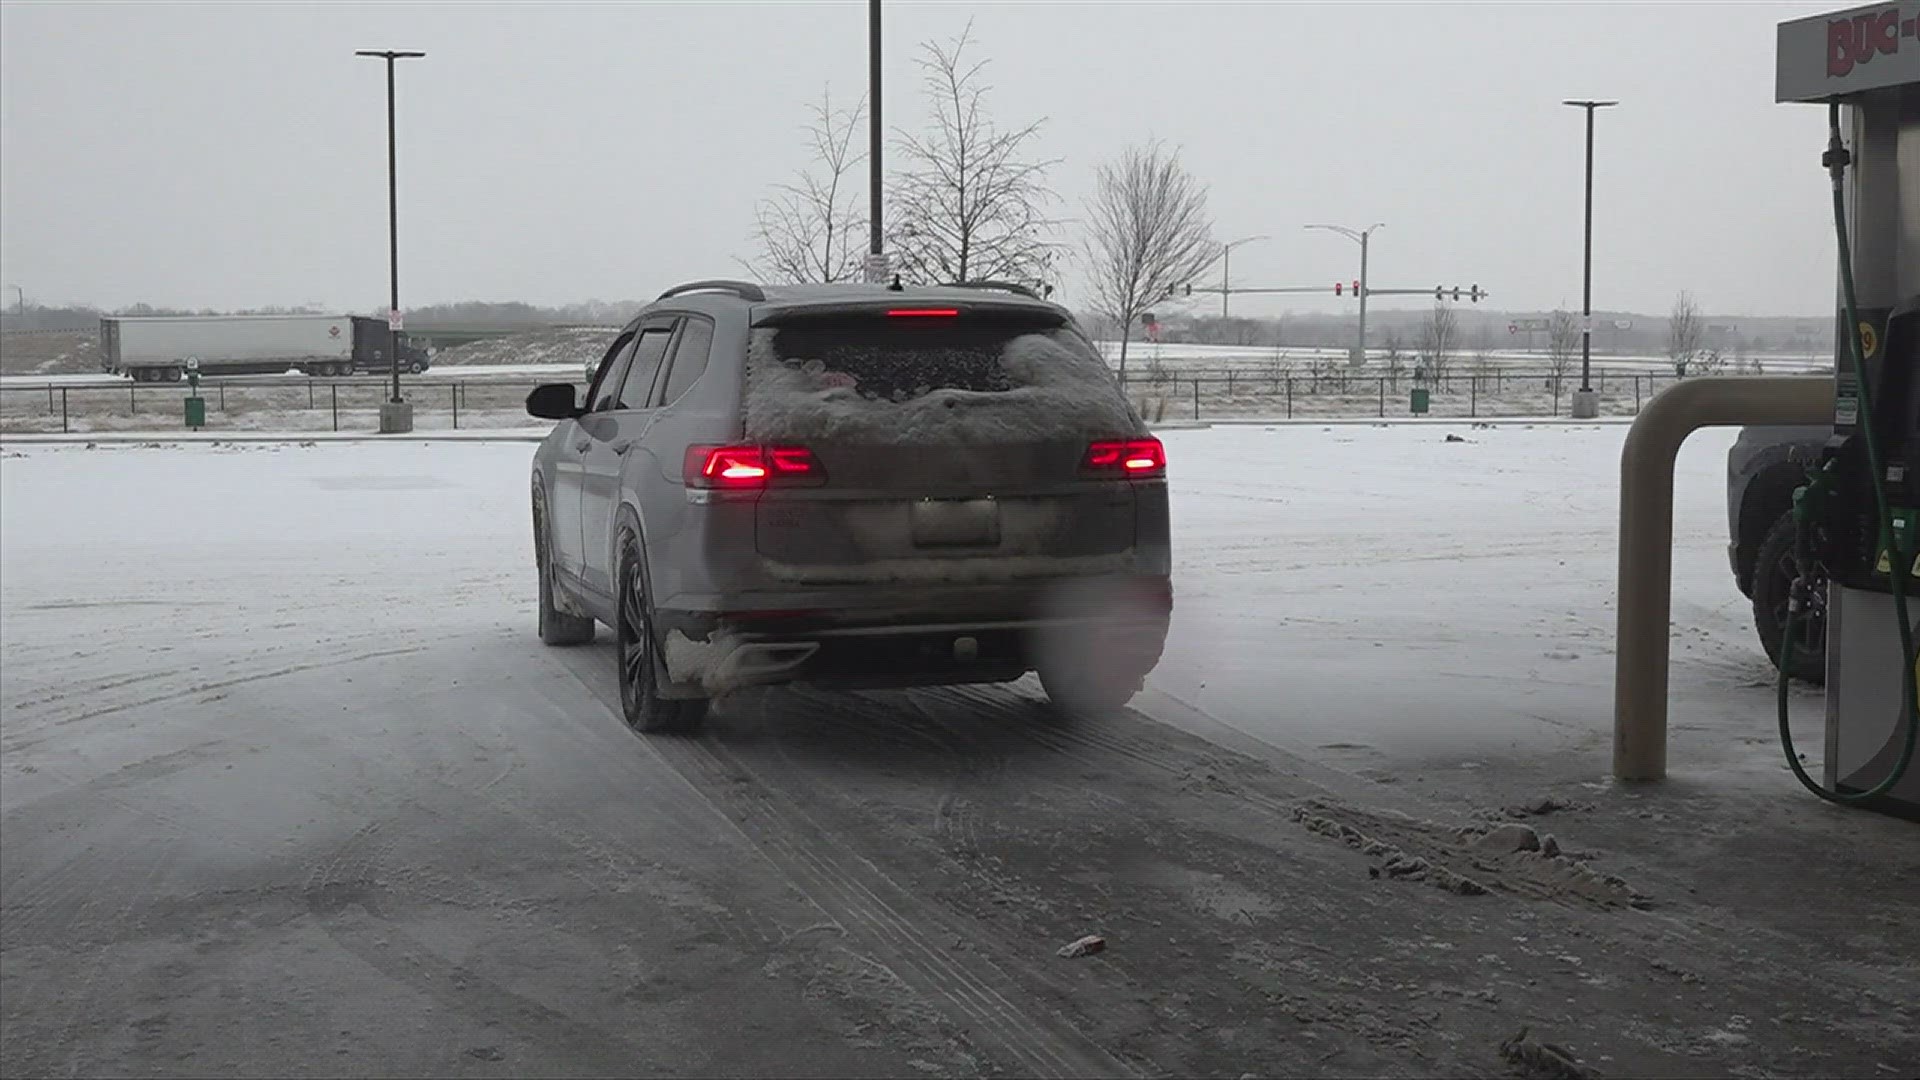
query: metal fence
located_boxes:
[1112,367,1683,420]
[0,368,1695,434]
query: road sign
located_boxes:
[1860,321,1879,358]
[1510,318,1551,333]
[863,252,891,284]
[387,309,404,331]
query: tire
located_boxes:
[1753,512,1825,684]
[1039,662,1142,716]
[616,530,707,734]
[408,361,424,374]
[533,485,594,646]
[165,367,182,382]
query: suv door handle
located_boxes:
[573,438,591,453]
[611,440,633,456]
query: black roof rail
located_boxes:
[657,279,767,303]
[940,280,1050,300]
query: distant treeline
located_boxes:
[0,299,646,334]
[2,298,1830,356]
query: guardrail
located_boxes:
[0,368,1697,434]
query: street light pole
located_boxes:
[1305,223,1385,363]
[1218,235,1269,318]
[357,49,425,418]
[868,0,884,279]
[1564,99,1616,416]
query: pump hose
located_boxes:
[1774,101,1920,805]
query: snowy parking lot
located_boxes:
[2,426,1915,1077]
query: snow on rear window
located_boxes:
[744,327,1141,445]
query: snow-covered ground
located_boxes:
[2,429,1913,1077]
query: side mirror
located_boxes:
[526,383,580,420]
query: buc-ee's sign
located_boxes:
[1778,3,1920,102]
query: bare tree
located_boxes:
[1669,290,1704,377]
[745,88,867,283]
[1081,141,1219,379]
[889,22,1058,287]
[1419,301,1459,386]
[1546,309,1581,387]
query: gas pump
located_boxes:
[1775,4,1919,814]
[183,356,206,431]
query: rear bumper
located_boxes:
[654,576,1171,696]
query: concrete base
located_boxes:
[1570,389,1600,419]
[379,401,414,434]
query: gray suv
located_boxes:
[526,280,1172,733]
[1727,424,1829,681]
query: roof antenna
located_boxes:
[888,274,904,292]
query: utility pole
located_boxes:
[1563,99,1616,419]
[867,0,885,281]
[1305,223,1385,364]
[1217,235,1268,318]
[356,48,425,433]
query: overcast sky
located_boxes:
[0,1,1850,317]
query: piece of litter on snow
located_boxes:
[1057,934,1106,958]
[1498,1026,1602,1080]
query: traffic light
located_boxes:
[1351,280,1361,297]
[1435,286,1444,300]
[1452,287,1461,301]
[1334,282,1343,296]
[1470,284,1483,303]
[1183,283,1193,297]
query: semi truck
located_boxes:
[100,314,432,381]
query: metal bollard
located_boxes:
[1191,379,1199,420]
[61,387,68,433]
[452,384,459,429]
[130,382,136,414]
[218,382,225,412]
[1377,377,1385,417]
[331,384,338,431]
[1286,377,1293,419]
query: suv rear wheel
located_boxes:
[1752,511,1825,684]
[617,532,707,734]
[533,485,594,646]
[1039,666,1140,715]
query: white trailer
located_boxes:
[101,315,359,381]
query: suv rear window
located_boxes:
[766,324,1035,399]
[743,322,1138,445]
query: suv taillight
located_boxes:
[684,445,825,489]
[1082,437,1165,478]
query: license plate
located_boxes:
[911,498,1000,547]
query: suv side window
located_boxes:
[616,324,677,410]
[658,317,715,406]
[587,331,637,413]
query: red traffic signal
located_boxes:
[1334,282,1343,296]
[1351,280,1361,297]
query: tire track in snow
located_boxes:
[0,645,426,753]
[561,673,1134,1078]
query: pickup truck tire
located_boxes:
[1752,512,1825,684]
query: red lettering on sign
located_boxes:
[1831,6,1907,78]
